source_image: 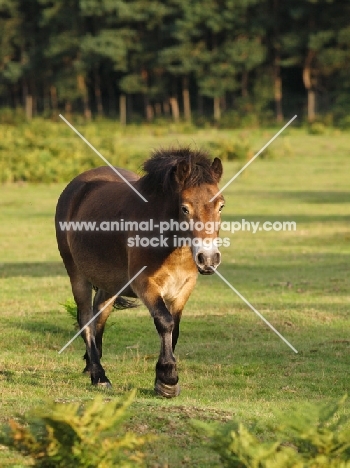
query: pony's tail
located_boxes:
[92,285,138,310]
[113,296,138,309]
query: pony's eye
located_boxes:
[182,206,190,215]
[219,204,225,212]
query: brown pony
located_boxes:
[55,148,224,397]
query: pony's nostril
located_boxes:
[213,252,221,266]
[196,251,221,270]
[197,253,205,266]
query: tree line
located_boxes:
[0,0,349,125]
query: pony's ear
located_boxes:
[174,160,191,185]
[211,157,223,182]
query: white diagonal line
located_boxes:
[212,267,298,353]
[58,266,147,354]
[59,114,148,203]
[210,115,297,202]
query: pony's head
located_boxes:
[142,148,224,274]
[174,154,224,274]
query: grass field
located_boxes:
[0,125,350,466]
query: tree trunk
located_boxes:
[94,69,103,117]
[31,78,37,116]
[272,0,283,122]
[77,74,91,121]
[13,86,17,107]
[43,86,50,114]
[119,94,126,125]
[154,103,162,117]
[163,99,170,116]
[182,76,191,122]
[197,93,204,116]
[303,50,316,122]
[9,85,14,108]
[146,104,154,121]
[22,79,27,111]
[213,96,221,121]
[13,84,20,108]
[273,58,283,122]
[50,85,58,116]
[32,95,37,117]
[65,101,72,119]
[307,89,316,122]
[241,70,248,97]
[108,82,116,117]
[221,95,226,113]
[25,95,33,120]
[127,94,133,119]
[169,97,180,122]
[144,95,154,122]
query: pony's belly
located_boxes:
[71,249,130,294]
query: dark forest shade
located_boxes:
[0,0,349,123]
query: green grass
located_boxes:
[0,116,348,182]
[0,126,350,466]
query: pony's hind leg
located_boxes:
[68,268,111,387]
[82,288,113,374]
[171,311,182,352]
[93,289,114,359]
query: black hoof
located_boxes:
[154,379,180,398]
[91,375,112,387]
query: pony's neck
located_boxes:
[133,180,180,220]
[148,190,180,221]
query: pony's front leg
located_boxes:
[152,298,180,398]
[132,270,180,397]
[136,285,180,397]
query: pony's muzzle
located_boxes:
[195,249,221,275]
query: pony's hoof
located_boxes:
[154,379,180,398]
[97,381,112,389]
[91,376,112,388]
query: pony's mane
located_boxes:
[139,147,216,194]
